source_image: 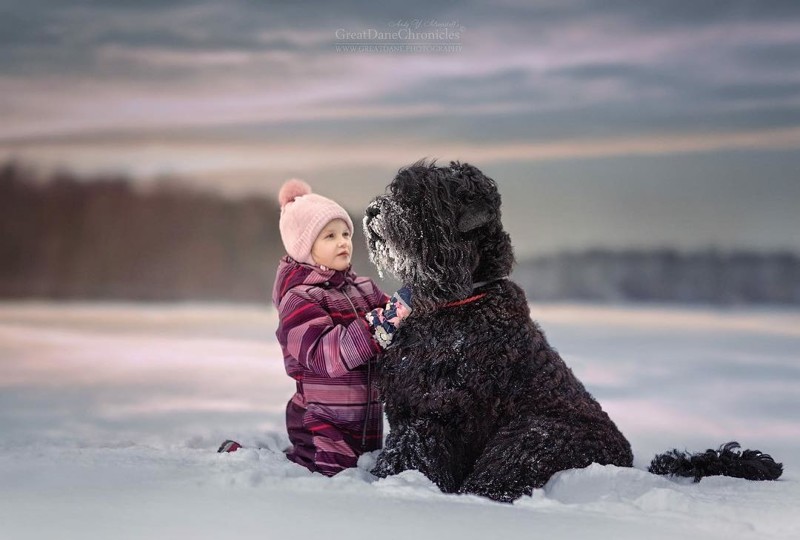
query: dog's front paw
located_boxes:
[372,448,404,478]
[371,428,416,477]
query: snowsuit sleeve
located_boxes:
[373,289,391,312]
[355,275,389,311]
[277,290,382,378]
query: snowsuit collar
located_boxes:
[272,255,358,306]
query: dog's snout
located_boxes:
[366,200,381,219]
[364,199,385,241]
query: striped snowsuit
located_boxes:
[272,256,388,476]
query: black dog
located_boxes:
[363,160,634,502]
[363,160,782,502]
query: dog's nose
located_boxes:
[365,199,381,222]
[365,200,381,219]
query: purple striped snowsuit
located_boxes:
[272,256,388,476]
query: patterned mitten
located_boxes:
[366,285,412,349]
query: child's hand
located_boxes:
[365,307,393,349]
[366,286,412,349]
[384,285,412,326]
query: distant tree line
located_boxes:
[515,250,800,305]
[0,161,382,302]
[1,161,798,305]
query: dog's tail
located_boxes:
[648,441,783,482]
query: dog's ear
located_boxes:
[457,203,493,232]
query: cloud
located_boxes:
[13,121,800,161]
[2,2,798,144]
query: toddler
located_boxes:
[270,179,405,475]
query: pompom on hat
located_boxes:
[278,179,354,265]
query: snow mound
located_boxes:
[544,462,677,504]
[517,462,798,538]
[373,470,445,498]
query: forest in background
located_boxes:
[516,249,800,304]
[0,161,383,302]
[1,161,798,305]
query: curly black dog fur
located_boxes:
[363,160,634,502]
[649,442,782,482]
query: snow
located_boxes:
[1,301,799,539]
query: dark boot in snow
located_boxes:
[217,440,243,453]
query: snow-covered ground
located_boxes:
[1,301,798,539]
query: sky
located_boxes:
[1,0,799,257]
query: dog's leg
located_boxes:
[459,416,633,503]
[372,426,412,478]
[372,421,460,493]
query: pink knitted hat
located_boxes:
[278,179,354,265]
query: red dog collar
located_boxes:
[442,292,487,308]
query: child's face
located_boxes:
[311,219,353,271]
